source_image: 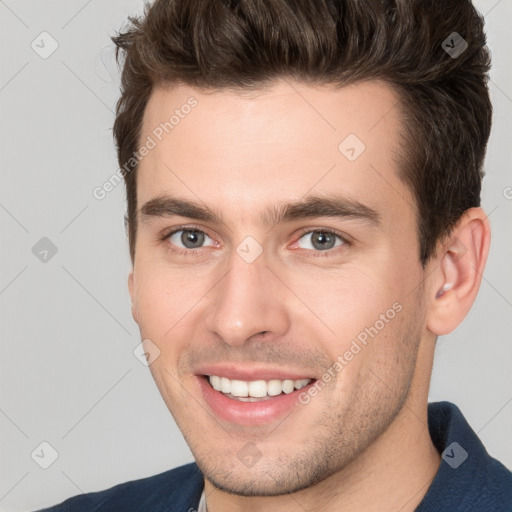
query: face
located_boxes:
[129,80,430,495]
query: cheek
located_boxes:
[286,262,414,398]
[135,276,171,335]
[132,266,205,343]
[289,265,398,345]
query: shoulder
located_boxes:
[35,463,204,512]
[470,450,512,511]
[419,402,512,511]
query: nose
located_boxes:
[204,251,290,347]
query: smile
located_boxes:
[208,375,312,401]
[196,372,317,425]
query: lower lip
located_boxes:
[197,376,315,426]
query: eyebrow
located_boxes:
[139,194,382,229]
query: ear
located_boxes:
[128,270,139,324]
[426,207,491,336]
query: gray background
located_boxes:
[0,1,510,510]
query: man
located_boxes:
[39,0,512,510]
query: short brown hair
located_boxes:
[112,0,492,265]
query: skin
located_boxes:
[128,80,490,511]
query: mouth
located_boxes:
[196,372,317,425]
[206,375,312,401]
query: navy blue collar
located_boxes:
[415,401,512,511]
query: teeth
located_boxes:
[220,377,231,394]
[281,380,294,394]
[208,375,312,398]
[210,375,221,391]
[294,379,310,390]
[267,379,282,397]
[230,380,249,397]
[248,380,267,397]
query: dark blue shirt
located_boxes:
[36,402,512,511]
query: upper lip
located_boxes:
[194,363,316,382]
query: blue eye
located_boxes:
[167,229,215,249]
[296,230,345,251]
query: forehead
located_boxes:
[137,80,414,231]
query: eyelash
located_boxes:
[160,224,217,257]
[293,227,351,257]
[160,225,351,257]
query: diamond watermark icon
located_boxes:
[31,441,59,469]
[338,133,366,162]
[237,442,262,468]
[31,32,59,59]
[133,338,161,366]
[32,237,58,263]
[236,236,263,264]
[442,32,468,59]
[442,442,468,469]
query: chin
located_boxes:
[196,452,340,497]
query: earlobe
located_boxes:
[427,208,490,336]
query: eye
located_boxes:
[296,230,346,251]
[167,229,215,250]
